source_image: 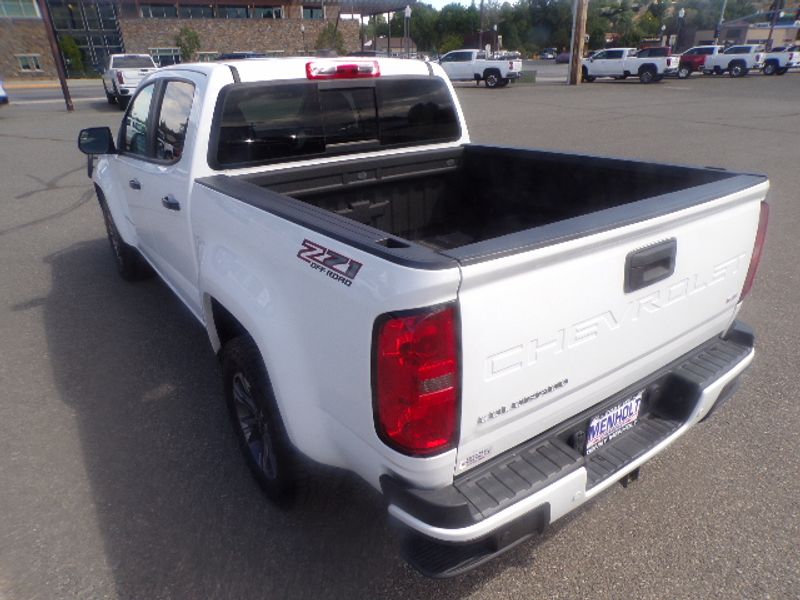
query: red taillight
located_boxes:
[306,60,380,80]
[740,201,769,301]
[374,305,459,456]
[116,71,124,84]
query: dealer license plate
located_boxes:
[585,390,643,455]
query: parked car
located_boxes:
[77,56,768,577]
[541,47,557,59]
[677,45,724,79]
[762,45,800,75]
[439,48,523,88]
[0,77,8,107]
[582,47,679,83]
[102,54,158,110]
[555,51,571,63]
[702,44,765,77]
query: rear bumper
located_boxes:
[505,72,523,80]
[383,321,755,577]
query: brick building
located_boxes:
[1,0,411,79]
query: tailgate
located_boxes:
[121,68,155,85]
[453,179,767,474]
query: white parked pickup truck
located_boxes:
[439,49,523,88]
[582,47,679,83]
[703,44,765,77]
[762,45,800,75]
[77,57,769,577]
[102,53,158,109]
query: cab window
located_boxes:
[155,81,195,162]
[121,83,155,156]
[605,50,624,59]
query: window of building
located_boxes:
[156,81,195,162]
[0,0,39,18]
[219,6,248,18]
[302,6,323,19]
[196,51,219,62]
[16,54,42,71]
[254,6,282,18]
[140,4,177,18]
[149,47,181,66]
[179,6,214,18]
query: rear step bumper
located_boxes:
[382,321,755,577]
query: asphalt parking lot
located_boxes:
[1,73,799,599]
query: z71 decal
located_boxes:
[297,239,362,287]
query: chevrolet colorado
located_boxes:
[77,57,769,577]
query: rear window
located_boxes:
[112,56,156,68]
[212,77,460,168]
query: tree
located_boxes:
[58,35,84,77]
[439,33,465,53]
[175,27,200,62]
[316,23,346,54]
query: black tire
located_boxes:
[483,70,501,88]
[776,67,789,75]
[117,94,129,110]
[713,66,723,75]
[497,78,510,87]
[763,60,778,76]
[222,335,309,507]
[98,194,149,281]
[582,67,595,82]
[653,74,664,82]
[729,61,747,78]
[103,83,115,104]
[678,65,691,79]
[639,67,656,83]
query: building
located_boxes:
[694,8,800,48]
[1,0,413,79]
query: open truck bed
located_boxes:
[201,145,760,267]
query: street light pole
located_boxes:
[714,0,729,45]
[567,0,589,85]
[300,23,306,54]
[674,8,685,52]
[404,5,411,58]
[493,23,498,53]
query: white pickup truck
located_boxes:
[101,53,158,109]
[762,45,800,75]
[582,47,679,83]
[438,49,523,87]
[702,44,765,77]
[77,57,769,577]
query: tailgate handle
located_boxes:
[624,238,677,293]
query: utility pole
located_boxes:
[568,0,589,85]
[37,0,73,111]
[766,0,785,51]
[714,0,729,45]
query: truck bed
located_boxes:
[201,145,761,267]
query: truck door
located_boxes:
[601,49,626,74]
[134,76,202,316]
[440,51,475,80]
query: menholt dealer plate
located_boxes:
[585,390,643,455]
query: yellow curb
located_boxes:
[4,82,61,89]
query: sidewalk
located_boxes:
[4,79,101,90]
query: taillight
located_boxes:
[306,60,380,80]
[116,71,124,84]
[374,304,459,456]
[740,201,769,301]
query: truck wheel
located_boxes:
[776,67,789,75]
[98,194,149,281]
[222,335,308,507]
[497,78,510,87]
[483,70,501,88]
[678,65,691,79]
[653,74,664,82]
[581,67,595,82]
[638,67,656,83]
[729,62,747,78]
[103,83,115,104]
[117,93,129,111]
[762,60,777,75]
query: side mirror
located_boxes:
[78,127,116,155]
[78,127,115,178]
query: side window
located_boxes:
[155,81,195,162]
[454,51,472,62]
[605,50,624,59]
[593,51,606,60]
[440,53,454,63]
[121,83,155,156]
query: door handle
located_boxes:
[161,195,181,211]
[129,179,141,190]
